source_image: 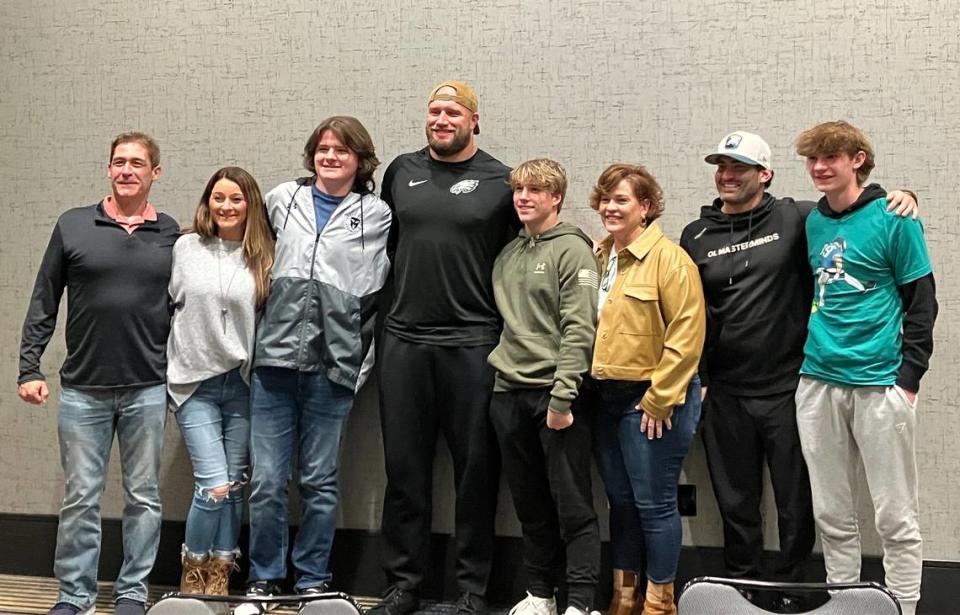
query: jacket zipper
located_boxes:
[295,227,322,366]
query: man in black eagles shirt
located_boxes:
[679,131,917,609]
[370,81,517,615]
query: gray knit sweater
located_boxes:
[166,233,257,408]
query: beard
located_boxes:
[717,181,762,208]
[426,126,471,157]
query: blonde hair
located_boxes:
[191,167,275,309]
[509,158,568,211]
[795,121,875,185]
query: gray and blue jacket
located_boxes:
[254,177,392,392]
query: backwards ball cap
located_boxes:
[705,131,772,169]
[429,80,480,135]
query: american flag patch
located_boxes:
[578,269,599,288]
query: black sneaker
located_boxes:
[366,586,420,615]
[298,582,332,613]
[234,580,283,615]
[456,592,487,615]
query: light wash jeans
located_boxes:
[247,367,354,591]
[175,368,250,557]
[594,376,702,583]
[54,384,166,609]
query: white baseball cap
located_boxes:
[705,131,772,169]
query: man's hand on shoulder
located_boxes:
[18,380,49,404]
[886,190,919,219]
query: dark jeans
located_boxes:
[247,367,355,591]
[593,376,701,584]
[378,331,500,595]
[701,386,815,581]
[490,388,599,610]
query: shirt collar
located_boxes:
[598,222,664,262]
[102,195,157,224]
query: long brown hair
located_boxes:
[191,166,275,309]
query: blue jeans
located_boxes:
[594,376,701,583]
[248,367,354,590]
[175,369,250,557]
[54,384,166,609]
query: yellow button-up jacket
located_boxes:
[591,222,706,419]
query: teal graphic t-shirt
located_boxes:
[801,196,932,386]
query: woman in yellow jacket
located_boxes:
[587,164,705,615]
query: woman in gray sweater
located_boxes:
[166,167,275,595]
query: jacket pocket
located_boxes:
[619,284,665,335]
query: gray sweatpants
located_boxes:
[795,376,921,614]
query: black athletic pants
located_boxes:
[489,389,599,610]
[377,331,500,596]
[701,386,815,581]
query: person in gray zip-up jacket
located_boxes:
[240,116,391,610]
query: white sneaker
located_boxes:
[509,592,558,615]
[560,608,599,615]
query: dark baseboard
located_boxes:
[1,513,956,613]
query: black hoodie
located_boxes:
[680,194,814,396]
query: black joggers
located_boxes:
[377,331,500,596]
[701,386,815,581]
[490,388,599,610]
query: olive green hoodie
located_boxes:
[488,221,599,413]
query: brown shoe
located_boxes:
[204,555,239,596]
[641,581,675,615]
[606,569,642,615]
[180,552,208,594]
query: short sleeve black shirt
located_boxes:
[381,148,517,346]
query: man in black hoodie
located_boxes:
[679,131,917,602]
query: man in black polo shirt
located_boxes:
[371,80,517,615]
[18,132,179,615]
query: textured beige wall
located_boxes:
[1,0,958,562]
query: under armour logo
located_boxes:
[534,262,547,274]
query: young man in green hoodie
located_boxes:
[487,159,600,615]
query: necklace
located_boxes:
[216,241,242,333]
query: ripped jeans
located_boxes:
[175,368,251,557]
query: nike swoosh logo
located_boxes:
[408,179,428,187]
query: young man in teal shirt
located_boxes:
[794,121,937,615]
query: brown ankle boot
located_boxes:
[204,555,239,596]
[180,552,208,594]
[606,569,641,615]
[641,581,676,615]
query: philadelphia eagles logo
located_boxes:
[450,179,479,195]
